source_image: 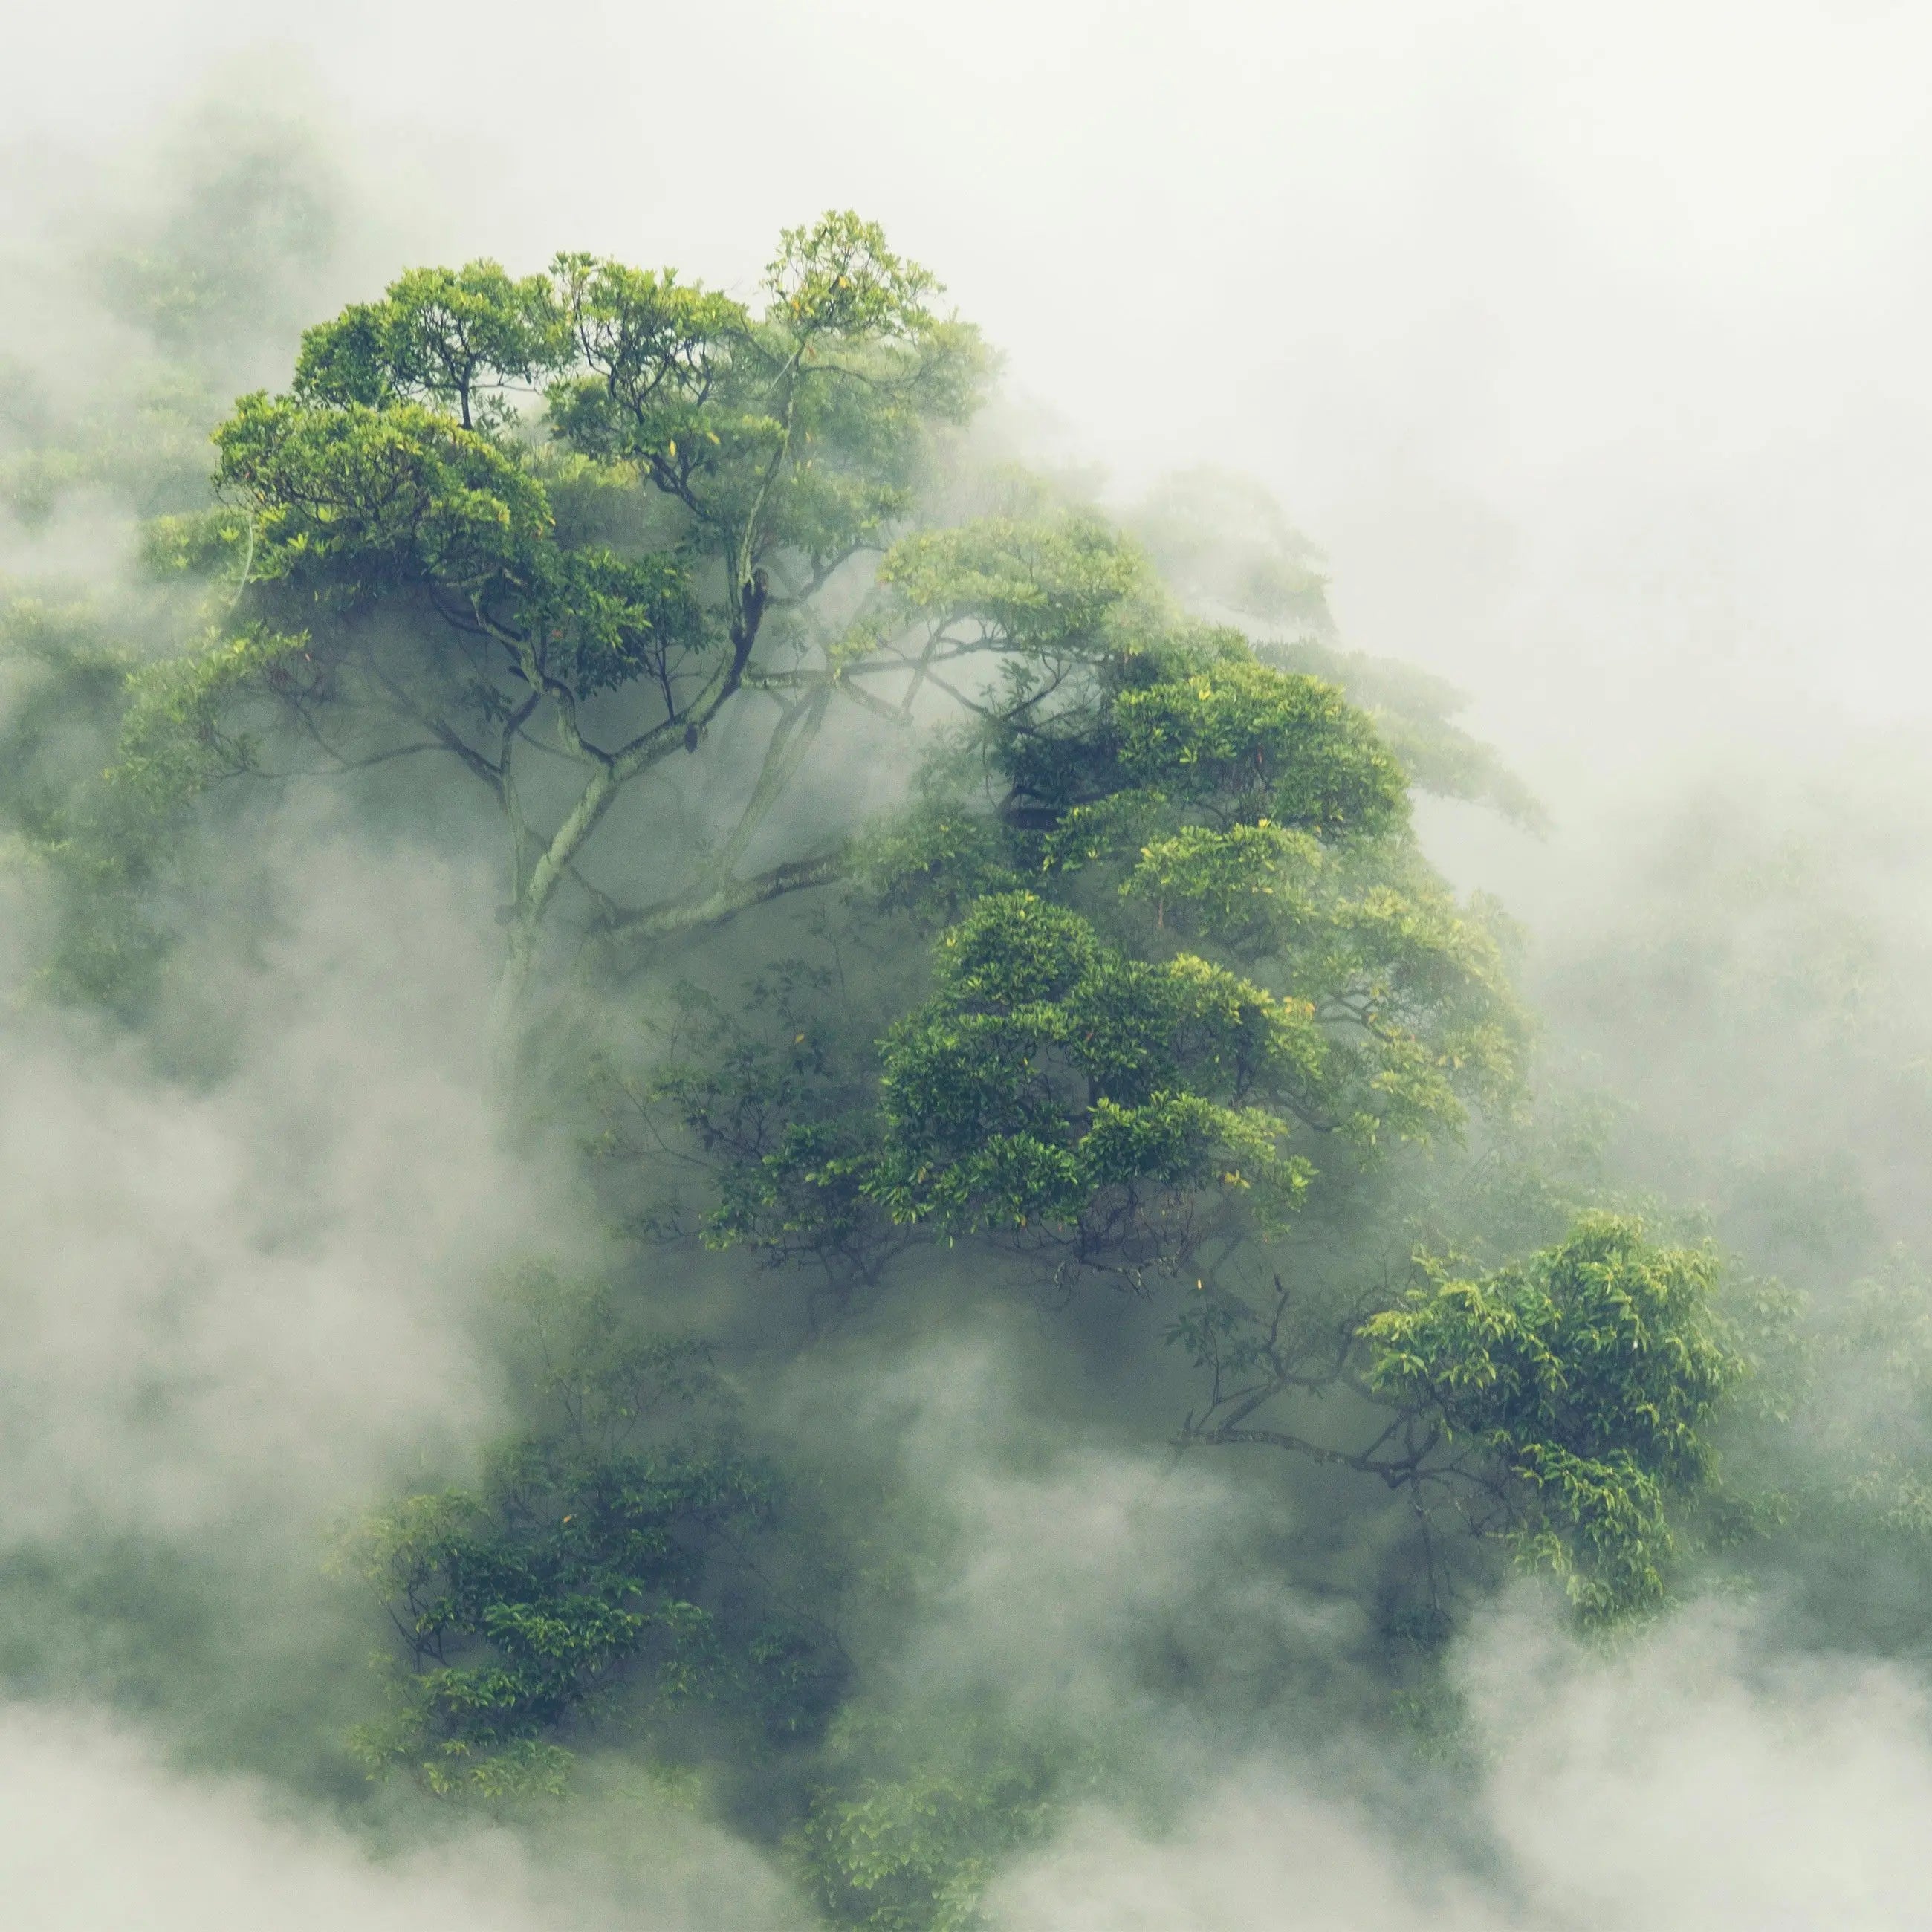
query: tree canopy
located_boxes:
[106,213,1744,1646]
[0,185,1821,1932]
[129,213,983,1051]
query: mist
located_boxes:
[2,6,1931,1928]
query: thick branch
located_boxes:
[600,847,849,945]
[712,687,832,883]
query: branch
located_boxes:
[712,687,832,883]
[830,676,909,726]
[600,847,849,944]
[605,565,768,781]
[258,740,447,779]
[1183,1417,1442,1491]
[357,649,505,800]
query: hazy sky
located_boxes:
[9,0,1930,786]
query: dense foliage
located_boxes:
[343,1276,835,1798]
[1363,1217,1736,1616]
[9,143,1927,1932]
[124,211,982,1051]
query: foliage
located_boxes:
[585,497,1745,1647]
[1,110,349,528]
[1125,466,1335,636]
[868,891,1315,1251]
[666,513,1521,1289]
[594,953,911,1293]
[0,155,1815,1932]
[797,1751,1057,1932]
[1362,1215,1740,1616]
[0,602,178,1011]
[340,1274,835,1798]
[1268,641,1548,832]
[0,119,364,1016]
[1121,468,1543,829]
[123,211,986,1051]
[1800,1256,1932,1543]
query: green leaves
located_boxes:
[1270,639,1549,831]
[343,1274,833,1798]
[542,256,749,476]
[1110,657,1407,836]
[347,1439,762,1795]
[629,557,1523,1288]
[215,392,553,600]
[869,894,1315,1242]
[202,209,980,707]
[209,388,717,714]
[846,625,1520,1257]
[548,217,980,569]
[767,211,940,342]
[124,213,988,1054]
[1121,821,1324,947]
[1364,1216,1740,1615]
[527,545,704,698]
[293,259,566,429]
[113,623,315,807]
[986,630,1409,850]
[798,1755,1056,1932]
[879,514,1154,655]
[0,602,175,1013]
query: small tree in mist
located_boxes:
[1187,1213,1743,1619]
[796,1747,1058,1932]
[341,1271,838,1798]
[0,116,371,1015]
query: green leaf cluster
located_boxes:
[1364,1215,1740,1616]
[100,210,991,1049]
[832,515,1523,1271]
[0,603,181,1011]
[797,1754,1057,1932]
[294,262,565,429]
[340,1276,833,1798]
[870,892,1314,1242]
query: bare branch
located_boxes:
[600,846,850,946]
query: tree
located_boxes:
[633,512,1520,1285]
[128,213,984,1062]
[0,600,176,1011]
[110,217,1549,1100]
[1179,1214,1741,1619]
[341,1271,837,1798]
[797,1748,1057,1932]
[0,123,1847,1932]
[609,516,1745,1621]
[52,206,1754,1824]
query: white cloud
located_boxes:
[993,1594,1932,1932]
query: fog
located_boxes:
[13,1,1930,766]
[4,4,1931,1928]
[996,1596,1932,1931]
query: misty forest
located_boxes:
[6,86,1932,1932]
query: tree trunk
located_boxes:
[484,912,544,1080]
[483,760,621,1081]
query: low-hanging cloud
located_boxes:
[0,1700,814,1932]
[0,811,581,1540]
[992,1595,1932,1931]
